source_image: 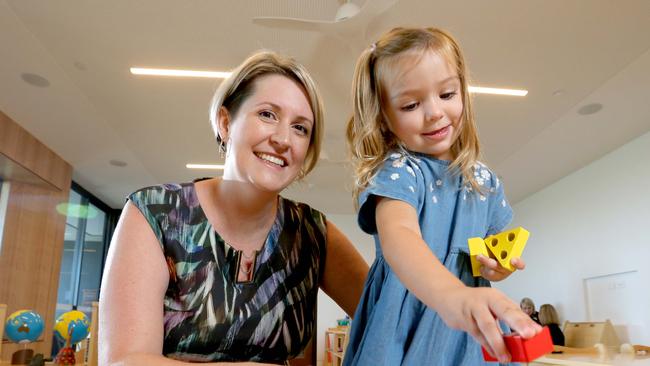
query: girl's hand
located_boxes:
[439,286,542,364]
[476,254,525,281]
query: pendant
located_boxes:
[235,250,257,284]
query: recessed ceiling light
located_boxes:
[74,61,87,71]
[186,163,225,170]
[21,73,50,88]
[130,67,231,78]
[577,103,603,115]
[109,159,128,167]
[468,86,527,96]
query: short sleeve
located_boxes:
[127,186,166,248]
[358,152,423,234]
[485,172,513,235]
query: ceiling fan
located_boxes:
[252,0,399,49]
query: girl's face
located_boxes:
[382,50,463,160]
[221,74,314,193]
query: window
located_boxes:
[0,179,9,254]
[52,182,119,353]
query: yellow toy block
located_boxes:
[467,227,530,277]
[484,227,530,271]
[468,237,489,277]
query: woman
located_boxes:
[539,304,565,346]
[99,51,369,365]
[520,297,541,325]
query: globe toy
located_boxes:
[53,310,90,345]
[4,310,44,344]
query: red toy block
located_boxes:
[482,326,553,363]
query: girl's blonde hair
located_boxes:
[347,27,481,204]
[539,304,561,325]
[209,50,324,178]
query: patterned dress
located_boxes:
[128,181,327,364]
[344,150,514,366]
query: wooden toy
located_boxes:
[562,320,620,348]
[468,227,529,276]
[482,326,554,363]
[468,237,489,277]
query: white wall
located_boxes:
[494,131,650,344]
[316,214,375,365]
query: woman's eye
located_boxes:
[400,102,419,111]
[259,110,277,120]
[293,124,309,136]
[441,91,457,100]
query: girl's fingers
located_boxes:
[510,257,526,270]
[476,254,498,269]
[491,297,541,339]
[474,308,510,363]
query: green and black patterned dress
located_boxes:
[128,181,327,363]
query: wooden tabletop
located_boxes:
[531,352,650,366]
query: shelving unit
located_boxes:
[323,326,349,366]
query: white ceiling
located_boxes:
[1,0,649,214]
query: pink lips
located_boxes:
[423,125,450,139]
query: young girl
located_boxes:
[344,27,542,365]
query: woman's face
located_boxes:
[521,303,535,316]
[221,74,314,193]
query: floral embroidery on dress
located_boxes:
[436,179,443,186]
[406,166,415,177]
[409,186,415,193]
[390,173,400,180]
[432,195,438,204]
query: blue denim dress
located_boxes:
[344,150,514,366]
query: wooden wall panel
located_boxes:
[0,110,72,360]
[0,110,69,191]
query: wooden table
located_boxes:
[531,353,650,365]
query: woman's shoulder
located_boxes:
[280,196,325,216]
[280,196,327,227]
[128,182,197,207]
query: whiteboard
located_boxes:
[584,270,648,343]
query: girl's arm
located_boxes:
[375,197,541,364]
[99,202,278,366]
[320,220,369,316]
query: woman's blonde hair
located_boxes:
[520,297,536,309]
[539,304,560,325]
[347,27,481,204]
[209,50,324,178]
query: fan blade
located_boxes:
[355,0,399,22]
[361,0,399,16]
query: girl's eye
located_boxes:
[259,110,277,120]
[440,91,457,100]
[400,102,419,111]
[293,124,310,136]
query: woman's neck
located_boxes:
[216,178,278,220]
[197,178,279,252]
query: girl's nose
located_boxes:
[425,99,444,122]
